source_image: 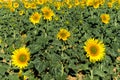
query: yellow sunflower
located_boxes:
[100,14,110,24]
[36,0,44,5]
[86,0,94,6]
[11,47,30,69]
[19,10,24,15]
[29,12,42,25]
[54,2,62,10]
[29,2,37,9]
[107,2,113,8]
[57,28,70,41]
[41,6,55,21]
[13,2,19,8]
[24,2,30,9]
[93,1,100,8]
[84,38,105,63]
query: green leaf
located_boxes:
[94,69,105,77]
[7,74,19,80]
[0,64,8,75]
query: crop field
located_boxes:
[0,0,120,80]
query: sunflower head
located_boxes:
[86,0,94,6]
[29,12,42,25]
[100,14,110,24]
[93,1,100,8]
[30,2,37,9]
[57,28,70,41]
[11,47,30,69]
[13,2,19,8]
[54,2,62,10]
[36,0,44,5]
[41,6,55,21]
[24,2,30,9]
[84,38,105,63]
[19,10,24,15]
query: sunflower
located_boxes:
[36,0,44,5]
[29,12,42,25]
[24,2,30,9]
[11,47,30,69]
[86,0,94,6]
[13,2,19,8]
[57,28,70,41]
[93,1,100,8]
[100,14,110,24]
[10,7,15,12]
[107,2,113,8]
[29,2,37,9]
[54,2,62,10]
[19,10,24,15]
[41,6,55,21]
[84,38,105,63]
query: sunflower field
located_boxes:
[0,0,120,80]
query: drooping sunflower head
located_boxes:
[100,14,110,24]
[41,6,55,21]
[84,38,105,63]
[29,12,42,25]
[11,47,30,69]
[57,28,70,41]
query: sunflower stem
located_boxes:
[34,24,37,28]
[61,50,64,58]
[61,63,64,77]
[90,69,93,80]
[18,69,23,78]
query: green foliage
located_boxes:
[0,0,120,80]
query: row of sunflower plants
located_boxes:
[0,0,120,80]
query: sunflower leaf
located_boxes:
[94,69,105,77]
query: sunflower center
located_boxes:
[90,46,98,54]
[44,10,50,16]
[102,16,107,20]
[60,32,66,38]
[33,15,39,21]
[39,0,43,3]
[19,54,27,62]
